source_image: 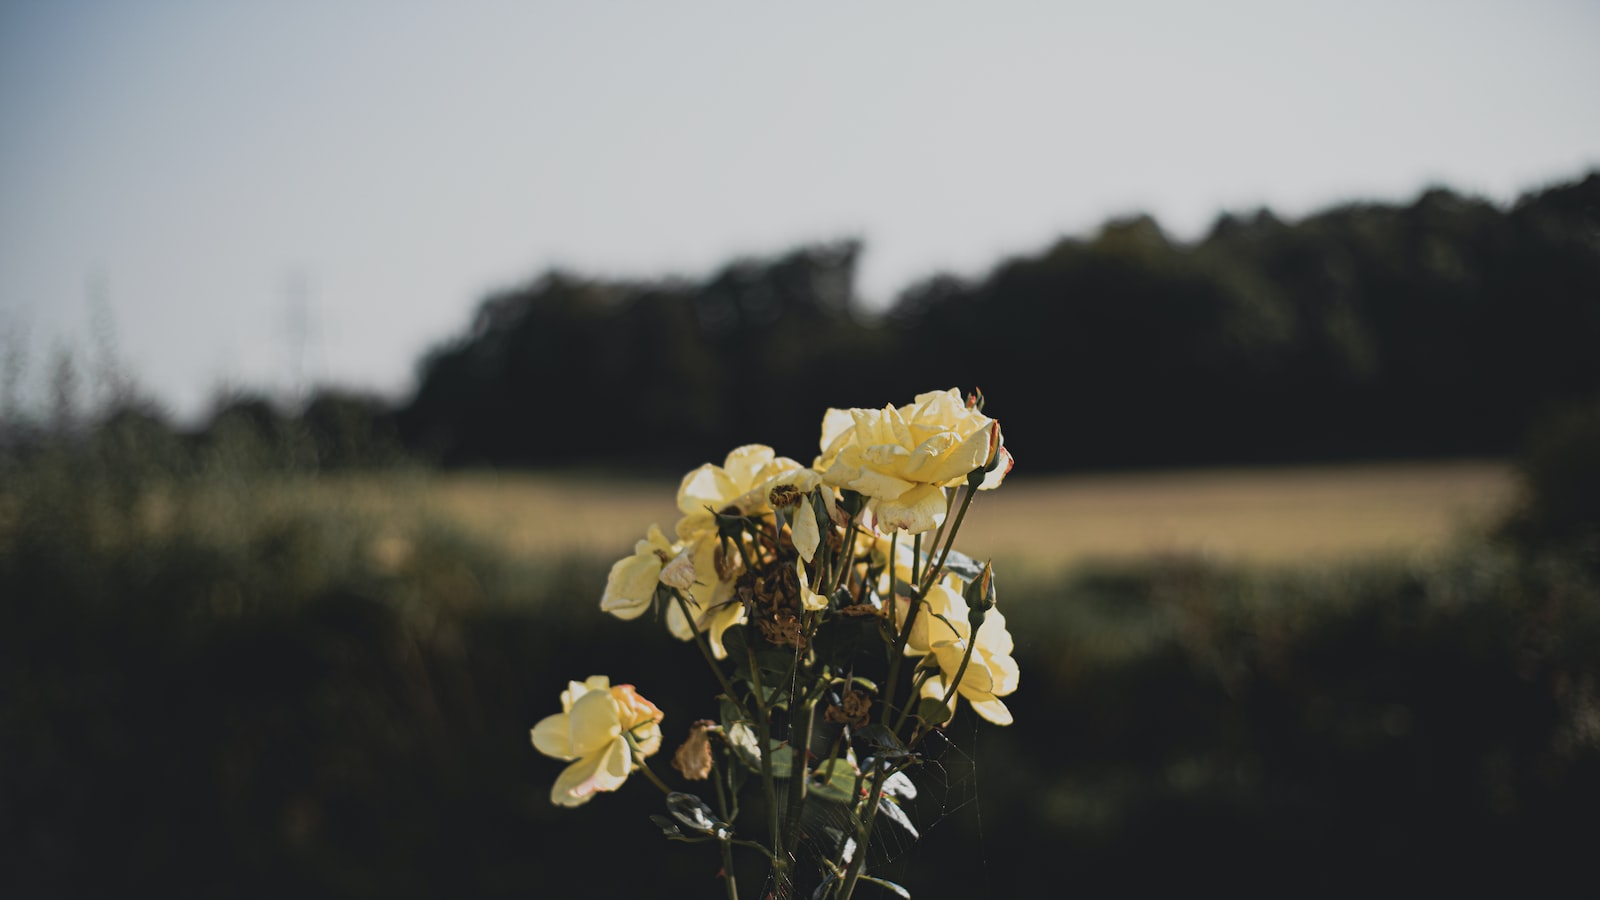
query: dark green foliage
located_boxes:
[400,243,887,469]
[400,172,1600,470]
[6,453,1600,896]
[1502,394,1600,562]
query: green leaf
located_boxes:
[722,622,750,653]
[769,740,797,779]
[861,874,912,897]
[880,770,917,803]
[759,683,789,710]
[915,697,951,726]
[853,724,914,761]
[937,548,987,583]
[719,697,746,731]
[875,794,919,841]
[755,649,796,686]
[649,814,682,838]
[666,792,728,838]
[808,758,861,806]
[724,722,763,771]
[649,813,712,844]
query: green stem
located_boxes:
[827,514,862,597]
[624,736,668,791]
[927,486,959,562]
[671,589,754,724]
[719,840,740,900]
[708,755,749,900]
[781,694,816,860]
[743,638,786,893]
[892,663,939,735]
[910,532,923,593]
[834,760,899,900]
[879,533,910,727]
[919,482,978,596]
[937,627,981,719]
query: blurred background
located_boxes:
[3,2,1599,896]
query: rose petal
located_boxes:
[531,713,576,761]
[873,483,948,534]
[551,737,632,807]
[566,687,622,757]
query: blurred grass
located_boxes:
[3,446,1595,897]
[163,459,1514,579]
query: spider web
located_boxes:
[762,720,986,899]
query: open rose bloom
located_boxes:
[817,388,1013,534]
[530,676,663,807]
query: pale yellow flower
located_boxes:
[674,444,820,541]
[666,445,819,656]
[817,389,1012,534]
[600,525,687,620]
[906,581,1019,726]
[660,533,745,659]
[599,525,742,653]
[531,676,664,807]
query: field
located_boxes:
[252,458,1516,572]
[15,451,1597,897]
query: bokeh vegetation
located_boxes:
[6,390,1600,896]
[4,170,1599,895]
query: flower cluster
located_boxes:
[530,388,1017,900]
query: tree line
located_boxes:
[400,171,1600,471]
[9,170,1595,475]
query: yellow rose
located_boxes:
[600,525,686,621]
[674,444,819,541]
[662,533,746,658]
[906,581,1019,726]
[817,389,1012,534]
[530,676,664,806]
[600,525,744,655]
[666,445,820,656]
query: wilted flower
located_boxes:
[664,445,819,657]
[906,581,1019,726]
[824,688,873,729]
[531,676,664,806]
[817,388,1013,534]
[671,719,717,781]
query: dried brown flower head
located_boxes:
[671,719,717,781]
[824,689,873,729]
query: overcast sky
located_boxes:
[2,0,1597,421]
